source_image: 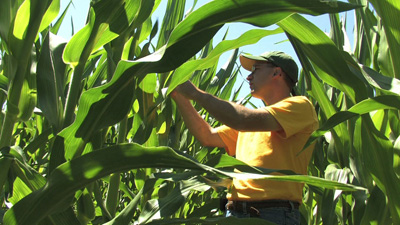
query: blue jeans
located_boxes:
[226,203,300,225]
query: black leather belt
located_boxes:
[226,200,300,215]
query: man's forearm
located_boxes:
[172,93,225,147]
[191,90,250,131]
[173,81,281,132]
[191,89,281,132]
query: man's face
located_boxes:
[246,61,277,98]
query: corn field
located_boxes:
[0,0,399,224]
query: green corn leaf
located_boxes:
[136,18,153,47]
[142,214,301,225]
[369,0,400,79]
[324,164,351,201]
[7,178,33,206]
[76,188,95,224]
[0,0,53,148]
[167,28,283,95]
[360,187,391,224]
[4,144,204,225]
[217,51,240,101]
[394,136,400,177]
[23,128,54,154]
[129,111,150,144]
[4,143,365,225]
[289,32,350,165]
[62,8,94,67]
[278,14,368,104]
[58,0,359,161]
[63,0,141,66]
[16,75,36,122]
[329,13,344,51]
[213,170,366,192]
[205,47,238,96]
[131,0,155,30]
[352,116,375,190]
[360,116,400,223]
[186,198,221,218]
[60,0,143,130]
[321,188,338,225]
[359,64,400,95]
[103,185,144,225]
[156,0,186,49]
[138,179,210,224]
[9,0,52,58]
[0,74,9,93]
[220,69,239,102]
[86,56,108,89]
[0,153,13,195]
[0,0,24,44]
[50,0,72,35]
[376,26,394,78]
[105,173,120,217]
[349,0,376,66]
[12,0,31,41]
[38,0,60,35]
[36,32,66,130]
[305,95,400,148]
[139,73,157,93]
[49,208,82,225]
[11,156,46,192]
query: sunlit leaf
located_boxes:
[63,0,141,66]
[360,65,400,95]
[145,216,276,225]
[167,28,283,94]
[58,0,359,172]
[139,73,157,93]
[12,0,30,40]
[305,95,400,148]
[9,0,52,57]
[38,0,60,34]
[0,74,8,94]
[0,0,24,43]
[50,0,72,34]
[369,0,400,79]
[278,14,367,103]
[3,0,389,224]
[17,79,36,122]
[4,143,364,225]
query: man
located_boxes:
[170,51,318,224]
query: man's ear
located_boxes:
[273,67,283,77]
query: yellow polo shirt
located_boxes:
[216,96,318,203]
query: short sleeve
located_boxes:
[265,96,318,138]
[215,125,239,156]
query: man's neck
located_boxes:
[263,92,291,105]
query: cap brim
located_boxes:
[239,54,268,71]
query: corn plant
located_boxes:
[0,0,398,224]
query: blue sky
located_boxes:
[58,0,354,104]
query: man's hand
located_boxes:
[171,81,200,100]
[169,81,226,148]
